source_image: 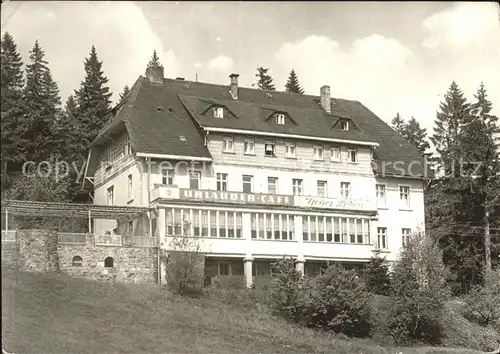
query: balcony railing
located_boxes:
[58,232,86,244]
[1,230,17,242]
[95,234,122,246]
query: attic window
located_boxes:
[213,107,224,118]
[157,106,164,112]
[179,136,187,142]
[275,113,285,125]
[340,120,349,131]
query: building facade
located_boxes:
[85,66,431,287]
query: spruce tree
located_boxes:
[364,252,392,295]
[21,40,59,163]
[391,112,405,135]
[119,85,130,102]
[74,45,112,153]
[403,117,430,155]
[284,69,304,94]
[147,50,161,69]
[430,81,470,176]
[0,32,24,176]
[255,67,275,91]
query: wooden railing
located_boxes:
[58,232,87,244]
[95,234,122,246]
[130,237,158,248]
[1,230,17,242]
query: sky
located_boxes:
[1,1,500,139]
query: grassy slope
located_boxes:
[1,268,488,354]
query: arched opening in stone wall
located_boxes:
[104,257,114,268]
[72,256,83,267]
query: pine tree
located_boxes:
[403,117,430,155]
[147,50,161,69]
[284,69,304,94]
[21,40,59,163]
[471,82,500,153]
[391,113,405,135]
[119,85,130,102]
[255,67,275,91]
[1,32,24,177]
[364,252,392,295]
[74,45,112,154]
[430,81,470,176]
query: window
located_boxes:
[293,179,303,196]
[128,220,133,235]
[402,228,411,247]
[189,171,201,189]
[264,140,275,156]
[399,186,410,208]
[377,227,387,249]
[376,184,386,208]
[268,177,278,194]
[348,149,357,163]
[162,169,174,185]
[107,186,114,206]
[107,146,114,164]
[244,137,255,155]
[313,145,324,160]
[275,113,285,125]
[242,175,253,193]
[219,262,230,275]
[340,182,350,199]
[285,141,296,158]
[217,173,228,191]
[214,107,224,118]
[72,256,82,267]
[104,257,114,268]
[340,120,349,131]
[179,135,187,142]
[317,180,327,197]
[331,146,341,162]
[124,136,131,156]
[222,136,234,153]
[127,174,132,200]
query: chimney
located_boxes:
[229,73,239,99]
[145,65,164,85]
[320,85,331,113]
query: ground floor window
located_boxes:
[252,261,276,276]
[303,216,370,244]
[250,213,294,240]
[166,208,243,238]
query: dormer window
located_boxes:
[179,136,187,142]
[275,113,285,125]
[340,120,349,131]
[214,107,224,118]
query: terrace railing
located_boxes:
[130,237,158,248]
[58,232,87,244]
[95,234,123,246]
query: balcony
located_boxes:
[151,185,376,212]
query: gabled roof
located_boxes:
[90,76,433,179]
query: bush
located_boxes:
[301,263,372,337]
[267,258,305,323]
[364,252,392,295]
[387,231,450,345]
[464,269,500,327]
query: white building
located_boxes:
[84,65,432,287]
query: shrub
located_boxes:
[165,220,205,297]
[464,269,500,327]
[267,258,305,322]
[387,231,450,345]
[301,263,372,337]
[364,252,392,295]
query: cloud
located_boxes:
[1,2,179,104]
[422,3,500,51]
[207,55,234,71]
